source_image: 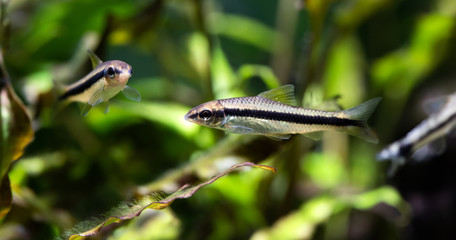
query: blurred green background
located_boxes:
[1,0,456,239]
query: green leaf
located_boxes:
[65,162,276,240]
[302,152,346,189]
[336,0,392,29]
[137,134,258,194]
[351,185,403,210]
[211,41,243,99]
[85,101,200,139]
[210,13,279,52]
[251,196,339,240]
[372,14,455,96]
[323,35,365,107]
[252,186,408,240]
[237,64,281,90]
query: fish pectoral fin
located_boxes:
[87,49,103,69]
[265,134,291,141]
[411,137,446,162]
[88,88,105,106]
[258,84,297,106]
[226,125,255,134]
[122,86,142,102]
[429,137,447,155]
[303,131,323,141]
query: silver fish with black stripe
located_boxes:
[377,92,456,175]
[185,85,381,142]
[59,50,141,116]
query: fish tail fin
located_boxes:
[52,80,68,101]
[342,97,382,143]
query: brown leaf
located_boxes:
[0,51,34,220]
[0,51,34,177]
[67,162,276,240]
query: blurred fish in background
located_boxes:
[377,92,456,175]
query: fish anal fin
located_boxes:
[81,103,92,116]
[265,134,291,141]
[87,49,103,69]
[97,101,110,114]
[303,131,323,141]
[258,84,297,106]
[122,85,142,102]
[345,126,378,144]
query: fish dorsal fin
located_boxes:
[258,84,297,106]
[81,104,92,117]
[423,96,447,115]
[87,49,103,69]
[411,137,446,162]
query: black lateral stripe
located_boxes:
[225,108,364,127]
[412,109,456,145]
[399,143,413,158]
[59,70,105,100]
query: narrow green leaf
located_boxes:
[323,35,365,107]
[211,42,243,99]
[237,64,281,90]
[210,13,279,51]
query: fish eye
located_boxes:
[106,67,116,79]
[199,109,213,121]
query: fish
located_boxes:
[377,92,456,175]
[58,50,141,116]
[185,85,381,142]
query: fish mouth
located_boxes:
[184,111,193,122]
[184,110,199,123]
